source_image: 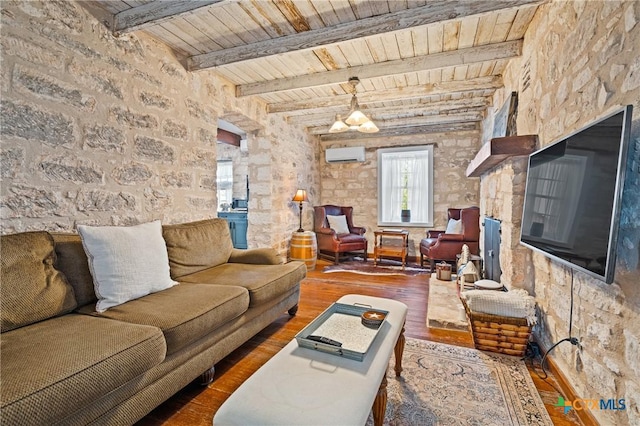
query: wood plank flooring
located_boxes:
[137,260,582,426]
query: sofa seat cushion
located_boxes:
[0,314,165,426]
[76,283,249,355]
[179,261,306,307]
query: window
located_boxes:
[216,160,233,208]
[377,145,433,227]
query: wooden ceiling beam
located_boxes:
[268,76,503,113]
[318,122,480,141]
[307,112,484,135]
[112,0,226,35]
[187,0,541,70]
[298,107,486,128]
[237,40,521,97]
[287,97,491,125]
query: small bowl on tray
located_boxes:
[361,310,386,329]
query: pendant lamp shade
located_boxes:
[329,115,349,133]
[345,110,369,126]
[358,120,380,133]
[329,77,378,133]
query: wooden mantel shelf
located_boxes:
[466,135,538,177]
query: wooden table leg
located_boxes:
[394,323,405,377]
[372,374,387,426]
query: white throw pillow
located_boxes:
[78,220,178,312]
[327,215,350,235]
[445,218,462,234]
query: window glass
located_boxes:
[377,146,433,227]
[217,160,233,209]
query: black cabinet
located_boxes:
[218,212,248,249]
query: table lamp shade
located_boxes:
[292,189,308,202]
[292,189,308,232]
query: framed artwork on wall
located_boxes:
[493,92,518,138]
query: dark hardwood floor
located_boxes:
[138,259,582,426]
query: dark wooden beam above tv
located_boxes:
[466,135,538,177]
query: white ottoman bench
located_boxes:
[213,294,408,426]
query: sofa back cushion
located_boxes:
[50,232,97,307]
[162,218,233,279]
[0,231,77,332]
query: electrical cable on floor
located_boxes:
[534,268,580,381]
[522,342,565,395]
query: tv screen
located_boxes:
[520,105,632,283]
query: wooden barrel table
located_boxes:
[289,231,317,271]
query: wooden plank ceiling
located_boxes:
[85,0,543,140]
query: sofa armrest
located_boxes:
[316,228,336,236]
[228,248,282,265]
[438,233,464,241]
[427,230,445,238]
[350,226,366,236]
[315,228,339,242]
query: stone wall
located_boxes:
[319,131,481,258]
[261,118,320,256]
[480,1,640,424]
[479,153,533,292]
[0,1,319,259]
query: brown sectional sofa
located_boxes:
[0,218,306,426]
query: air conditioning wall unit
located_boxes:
[325,146,366,163]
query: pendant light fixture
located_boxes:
[329,77,379,133]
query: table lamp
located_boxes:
[292,189,308,232]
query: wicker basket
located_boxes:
[461,298,532,357]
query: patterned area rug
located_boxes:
[323,260,430,276]
[366,338,553,426]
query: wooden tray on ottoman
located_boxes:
[295,302,388,361]
[461,299,532,357]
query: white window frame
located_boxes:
[377,145,434,227]
[216,160,233,208]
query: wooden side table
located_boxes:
[373,230,409,268]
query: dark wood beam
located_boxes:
[217,128,241,146]
[466,135,538,177]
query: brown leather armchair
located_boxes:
[420,206,480,270]
[314,205,368,264]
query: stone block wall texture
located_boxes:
[319,131,481,259]
[481,1,640,425]
[0,1,319,259]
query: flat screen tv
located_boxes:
[520,105,632,284]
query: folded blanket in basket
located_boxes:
[460,288,537,326]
